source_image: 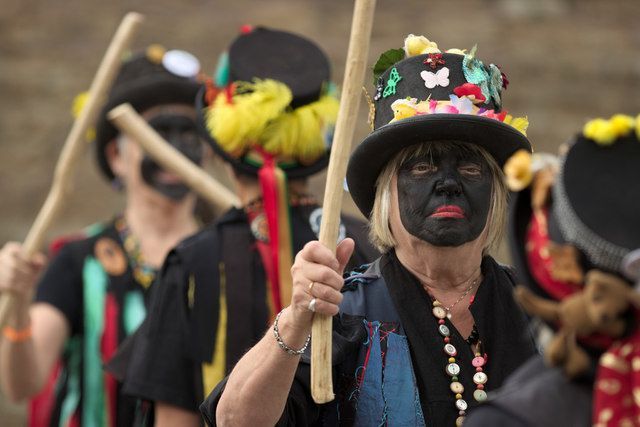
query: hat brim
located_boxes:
[346,114,532,217]
[195,86,330,179]
[95,77,202,180]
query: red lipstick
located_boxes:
[430,205,465,219]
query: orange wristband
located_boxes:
[2,325,32,342]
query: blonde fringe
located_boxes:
[205,78,338,163]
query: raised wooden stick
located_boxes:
[0,12,144,328]
[108,103,240,210]
[311,0,376,404]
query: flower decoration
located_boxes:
[609,114,634,136]
[71,91,96,142]
[462,46,491,102]
[448,94,473,114]
[499,67,509,89]
[453,83,486,104]
[503,114,529,136]
[446,48,467,55]
[424,53,445,70]
[420,67,450,89]
[146,44,166,64]
[503,149,533,191]
[386,94,527,137]
[403,34,440,57]
[390,98,420,121]
[488,64,504,109]
[582,114,638,146]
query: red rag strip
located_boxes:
[101,294,119,427]
[256,148,283,313]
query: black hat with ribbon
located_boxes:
[346,34,531,217]
[195,26,338,317]
[92,45,203,180]
[196,26,338,179]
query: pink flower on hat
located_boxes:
[453,83,486,104]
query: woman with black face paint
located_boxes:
[206,35,536,426]
[0,46,207,426]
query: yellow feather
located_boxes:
[262,95,339,164]
[205,79,292,156]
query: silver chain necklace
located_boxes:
[443,277,479,318]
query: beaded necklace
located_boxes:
[114,216,157,289]
[431,297,488,427]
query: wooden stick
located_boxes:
[108,103,240,210]
[0,12,144,327]
[311,0,376,404]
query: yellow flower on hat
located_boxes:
[446,48,467,55]
[636,114,640,140]
[503,114,529,136]
[71,91,95,142]
[503,149,533,191]
[609,114,634,137]
[583,118,616,145]
[390,98,419,121]
[403,34,440,57]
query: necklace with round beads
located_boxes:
[432,299,488,426]
[115,216,157,289]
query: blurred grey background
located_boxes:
[1,0,640,423]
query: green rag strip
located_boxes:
[82,256,108,426]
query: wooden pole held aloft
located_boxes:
[310,0,376,404]
[0,12,144,328]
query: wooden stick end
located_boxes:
[311,388,335,404]
[124,11,145,24]
[107,103,134,121]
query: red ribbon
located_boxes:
[256,148,283,314]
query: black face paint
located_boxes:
[140,114,203,200]
[396,146,492,247]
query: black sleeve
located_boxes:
[34,243,83,334]
[119,251,200,412]
[200,364,319,427]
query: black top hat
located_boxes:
[553,116,640,275]
[509,114,640,300]
[346,35,531,217]
[94,46,203,180]
[196,27,337,179]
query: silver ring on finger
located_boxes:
[307,298,317,313]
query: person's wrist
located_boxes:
[9,293,32,328]
[275,307,312,350]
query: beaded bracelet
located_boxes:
[2,325,32,343]
[273,309,311,356]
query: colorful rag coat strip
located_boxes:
[29,220,150,427]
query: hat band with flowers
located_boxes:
[347,34,532,217]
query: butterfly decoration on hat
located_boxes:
[420,67,450,89]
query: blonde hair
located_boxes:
[369,141,508,253]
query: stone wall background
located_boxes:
[1,0,639,423]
